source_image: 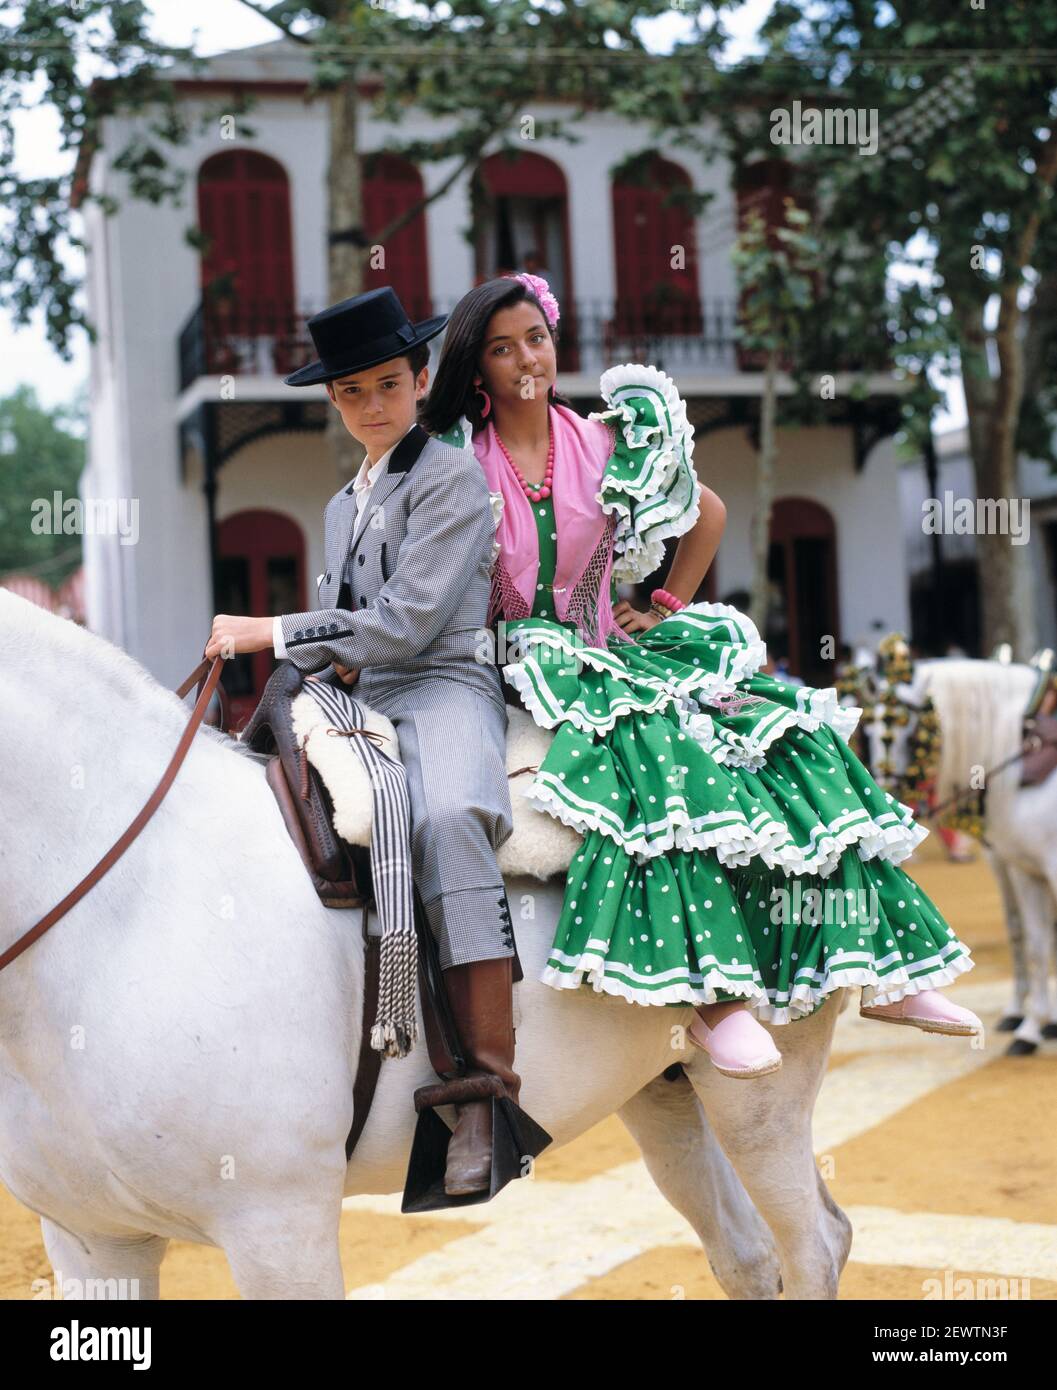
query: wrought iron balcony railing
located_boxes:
[177,295,888,394]
[178,296,745,393]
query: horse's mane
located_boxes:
[922,658,1036,824]
[0,590,263,762]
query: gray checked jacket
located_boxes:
[278,424,499,679]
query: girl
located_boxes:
[420,274,982,1078]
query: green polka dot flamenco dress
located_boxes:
[448,365,975,1022]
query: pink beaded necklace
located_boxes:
[494,422,554,502]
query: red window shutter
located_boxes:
[362,154,431,320]
[198,151,294,319]
[611,156,701,335]
[734,158,818,371]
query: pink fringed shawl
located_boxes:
[472,403,633,648]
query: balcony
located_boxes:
[177,295,892,398]
[178,296,743,394]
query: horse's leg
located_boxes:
[216,1195,346,1300]
[682,997,851,1300]
[1003,863,1056,1054]
[41,1218,168,1300]
[985,849,1028,1029]
[618,1069,782,1299]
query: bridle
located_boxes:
[0,658,228,976]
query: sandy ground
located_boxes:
[2,836,1055,1300]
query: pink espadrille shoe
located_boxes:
[687,1009,783,1079]
[859,989,983,1037]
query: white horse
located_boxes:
[0,592,852,1300]
[920,658,1057,1053]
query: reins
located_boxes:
[919,724,1057,825]
[0,657,227,975]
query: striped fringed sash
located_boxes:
[300,679,417,1059]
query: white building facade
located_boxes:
[81,39,910,722]
[899,426,1057,657]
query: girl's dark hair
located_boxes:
[419,277,570,436]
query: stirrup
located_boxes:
[401,1073,552,1214]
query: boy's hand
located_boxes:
[205,614,274,659]
[332,662,360,685]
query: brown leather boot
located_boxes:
[442,956,520,1196]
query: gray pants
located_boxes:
[353,660,515,969]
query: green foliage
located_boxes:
[0,386,86,583]
[0,1,205,355]
[716,0,1057,466]
[733,202,821,354]
[2,0,727,357]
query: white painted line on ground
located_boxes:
[843,1205,1057,1282]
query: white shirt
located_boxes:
[272,426,414,657]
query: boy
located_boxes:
[206,288,522,1198]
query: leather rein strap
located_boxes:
[0,657,226,976]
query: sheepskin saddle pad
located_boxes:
[289,693,582,881]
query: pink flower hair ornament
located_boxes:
[506,272,560,328]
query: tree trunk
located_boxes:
[749,350,778,641]
[957,298,1036,660]
[954,130,1057,659]
[978,280,1037,659]
[326,71,365,482]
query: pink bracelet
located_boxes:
[651,588,686,613]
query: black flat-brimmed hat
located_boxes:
[284,287,448,387]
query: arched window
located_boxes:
[197,150,294,317]
[196,151,295,373]
[363,153,431,320]
[474,151,576,367]
[611,155,701,335]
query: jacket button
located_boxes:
[360,595,367,607]
[294,630,304,641]
[358,553,366,566]
[329,623,339,634]
[326,572,332,583]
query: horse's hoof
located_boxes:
[996,1014,1024,1032]
[1005,1037,1038,1057]
[1041,1022,1057,1041]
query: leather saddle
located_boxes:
[241,662,369,907]
[1019,712,1057,787]
[239,660,526,1168]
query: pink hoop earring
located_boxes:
[475,385,492,419]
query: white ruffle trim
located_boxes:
[522,766,927,877]
[592,362,702,584]
[540,954,766,1009]
[654,599,769,691]
[502,601,770,736]
[753,945,975,1024]
[792,683,863,741]
[522,772,784,868]
[487,489,504,569]
[503,655,676,736]
[541,943,974,1019]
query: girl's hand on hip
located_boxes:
[613,600,663,634]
